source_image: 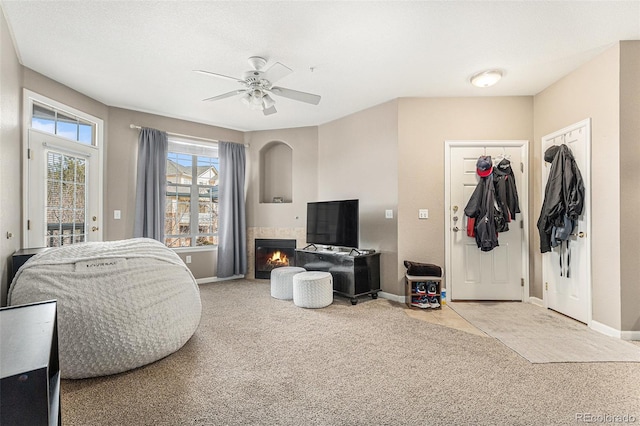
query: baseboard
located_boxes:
[590,321,640,341]
[196,275,245,284]
[590,320,622,339]
[378,291,405,303]
[621,330,640,341]
[528,296,544,307]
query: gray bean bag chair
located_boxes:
[9,238,202,379]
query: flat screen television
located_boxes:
[306,199,359,248]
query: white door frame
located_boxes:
[444,140,530,301]
[541,119,592,325]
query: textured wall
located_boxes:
[619,41,640,332]
[533,44,621,330]
[317,100,399,296]
[397,96,533,297]
[0,10,23,305]
[244,126,318,231]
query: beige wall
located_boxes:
[619,41,640,332]
[0,10,23,305]
[318,100,399,295]
[533,44,621,330]
[245,127,318,230]
[397,97,534,296]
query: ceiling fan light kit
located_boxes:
[196,56,321,116]
[470,69,503,88]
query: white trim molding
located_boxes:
[528,297,544,307]
[379,291,405,304]
[590,320,622,339]
[590,321,640,341]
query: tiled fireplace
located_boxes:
[254,238,297,279]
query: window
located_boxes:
[46,152,86,246]
[32,102,95,145]
[165,140,219,248]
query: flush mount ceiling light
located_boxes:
[470,69,503,88]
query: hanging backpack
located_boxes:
[551,214,575,277]
[550,215,574,247]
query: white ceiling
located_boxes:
[2,1,639,132]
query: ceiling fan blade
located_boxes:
[270,86,321,105]
[202,89,246,102]
[263,105,277,116]
[261,62,292,84]
[194,69,244,84]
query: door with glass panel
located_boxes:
[26,129,101,248]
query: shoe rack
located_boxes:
[405,274,442,310]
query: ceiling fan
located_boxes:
[195,56,321,116]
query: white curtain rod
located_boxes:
[129,124,249,147]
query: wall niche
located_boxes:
[260,141,292,203]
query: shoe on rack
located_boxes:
[414,282,427,294]
[426,281,437,296]
[428,296,440,308]
[411,295,431,309]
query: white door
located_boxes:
[26,129,102,248]
[447,142,528,301]
[542,119,591,323]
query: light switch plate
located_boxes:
[385,209,393,219]
[114,210,121,220]
[418,209,429,219]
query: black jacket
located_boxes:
[493,159,520,223]
[537,144,585,253]
[464,174,499,251]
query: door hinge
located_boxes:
[27,219,31,230]
[545,282,548,291]
[521,278,524,287]
[520,220,523,229]
[27,148,32,159]
[520,162,523,173]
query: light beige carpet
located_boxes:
[448,301,640,363]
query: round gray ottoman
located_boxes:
[270,266,306,300]
[293,271,333,308]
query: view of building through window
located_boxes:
[165,149,219,248]
[46,152,86,247]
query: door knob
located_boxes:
[452,226,460,232]
[92,226,99,232]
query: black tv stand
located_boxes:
[295,249,381,305]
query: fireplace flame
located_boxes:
[267,250,289,267]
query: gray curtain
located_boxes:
[217,142,247,277]
[134,127,168,241]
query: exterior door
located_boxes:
[26,129,102,248]
[542,119,591,323]
[447,141,527,301]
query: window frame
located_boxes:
[165,138,219,251]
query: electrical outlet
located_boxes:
[186,255,192,264]
[418,209,429,219]
[385,209,393,219]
